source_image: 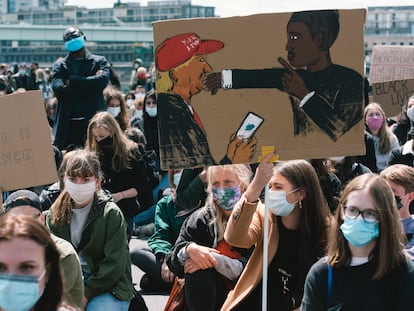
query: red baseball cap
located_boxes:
[156,33,224,71]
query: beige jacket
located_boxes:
[221,196,280,311]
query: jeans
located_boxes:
[133,204,156,226]
[86,292,130,311]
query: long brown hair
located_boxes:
[51,149,102,225]
[364,102,394,154]
[0,215,65,310]
[275,160,331,270]
[327,174,406,279]
[86,111,138,173]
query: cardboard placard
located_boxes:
[369,45,414,84]
[371,78,414,117]
[154,9,366,169]
[0,91,58,191]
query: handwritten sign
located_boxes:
[0,91,57,191]
[371,78,414,117]
[369,46,414,83]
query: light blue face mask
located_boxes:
[340,216,379,247]
[146,106,157,117]
[64,36,85,52]
[266,187,299,216]
[0,270,46,311]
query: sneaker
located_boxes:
[139,274,173,293]
[133,223,155,238]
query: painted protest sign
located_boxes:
[0,91,57,191]
[372,78,414,117]
[153,9,367,169]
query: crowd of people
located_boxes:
[2,23,414,311]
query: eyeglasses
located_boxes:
[343,205,379,223]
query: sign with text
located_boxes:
[0,91,57,191]
[372,78,414,117]
[369,45,414,83]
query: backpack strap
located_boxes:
[327,263,333,306]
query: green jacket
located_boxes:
[47,194,133,301]
[148,195,187,258]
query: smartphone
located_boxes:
[236,112,264,139]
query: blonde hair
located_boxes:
[205,164,252,241]
[380,164,414,194]
[364,103,394,154]
[50,149,102,225]
[86,111,138,173]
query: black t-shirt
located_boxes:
[235,216,301,311]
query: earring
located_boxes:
[299,200,302,209]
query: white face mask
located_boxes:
[407,107,414,121]
[146,106,157,117]
[134,110,144,119]
[266,186,299,216]
[107,106,121,118]
[135,93,145,100]
[64,178,96,204]
[126,99,135,108]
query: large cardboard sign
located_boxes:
[0,91,57,191]
[369,45,414,84]
[153,9,367,169]
[371,78,414,117]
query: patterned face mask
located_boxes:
[212,186,242,211]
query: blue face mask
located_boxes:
[212,186,242,211]
[0,270,46,311]
[64,36,85,52]
[266,187,298,216]
[340,216,379,247]
[145,106,157,117]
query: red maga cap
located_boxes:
[155,33,224,71]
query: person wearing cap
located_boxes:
[155,32,257,170]
[52,26,110,150]
[2,189,84,310]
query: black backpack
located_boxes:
[128,286,148,311]
[138,145,160,190]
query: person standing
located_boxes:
[52,26,110,150]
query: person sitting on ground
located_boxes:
[380,164,414,250]
[301,174,414,310]
[130,169,187,293]
[2,189,84,310]
[166,164,254,311]
[0,214,77,311]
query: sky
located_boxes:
[65,0,414,17]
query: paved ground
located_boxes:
[130,237,169,311]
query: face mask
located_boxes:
[126,99,135,108]
[0,270,46,311]
[64,36,85,52]
[134,110,144,119]
[340,216,379,247]
[64,178,96,204]
[366,116,383,132]
[96,136,113,147]
[173,172,182,188]
[266,187,298,216]
[135,93,145,99]
[146,106,157,117]
[407,107,414,121]
[107,106,121,118]
[212,186,242,211]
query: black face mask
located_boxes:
[395,196,403,210]
[96,136,113,147]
